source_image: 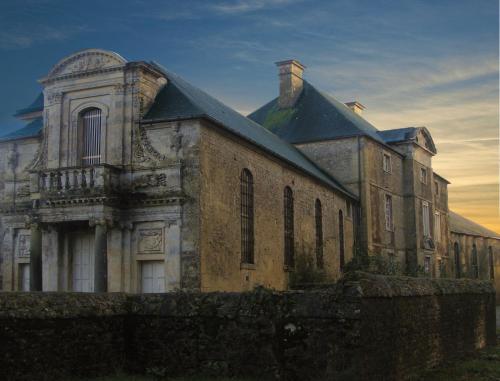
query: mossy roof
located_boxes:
[248,81,386,145]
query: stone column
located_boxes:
[29,223,42,291]
[93,221,108,292]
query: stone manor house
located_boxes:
[0,49,498,294]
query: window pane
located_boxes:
[241,169,254,264]
[81,108,102,166]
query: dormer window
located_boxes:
[81,108,102,166]
[383,152,392,173]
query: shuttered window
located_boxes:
[315,199,323,269]
[81,108,102,166]
[284,186,294,268]
[385,194,393,231]
[434,212,441,242]
[422,201,430,237]
[241,169,254,264]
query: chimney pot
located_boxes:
[345,101,366,115]
[275,59,305,109]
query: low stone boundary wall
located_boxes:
[0,273,495,381]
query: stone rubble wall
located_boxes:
[0,273,495,381]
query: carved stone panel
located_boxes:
[16,233,30,258]
[138,228,164,254]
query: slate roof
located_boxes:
[14,93,44,117]
[144,62,356,199]
[377,127,417,143]
[450,211,500,239]
[248,81,386,145]
[0,117,43,141]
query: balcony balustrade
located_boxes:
[31,165,121,196]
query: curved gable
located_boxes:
[45,49,127,79]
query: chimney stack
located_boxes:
[345,101,365,115]
[275,59,305,109]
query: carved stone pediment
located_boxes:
[46,49,127,78]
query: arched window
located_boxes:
[315,199,323,269]
[240,169,254,264]
[339,209,345,271]
[489,246,494,280]
[284,186,294,268]
[471,244,478,279]
[454,242,461,278]
[81,108,102,166]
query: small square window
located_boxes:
[383,153,392,173]
[420,167,427,184]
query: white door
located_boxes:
[141,261,165,293]
[72,231,94,292]
[19,263,30,291]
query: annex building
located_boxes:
[0,49,498,294]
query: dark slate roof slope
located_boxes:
[14,93,44,117]
[248,81,385,145]
[377,127,416,143]
[144,62,356,199]
[450,210,500,239]
[0,117,43,141]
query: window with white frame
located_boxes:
[385,194,393,231]
[434,212,441,242]
[422,201,430,237]
[420,167,427,184]
[383,153,392,173]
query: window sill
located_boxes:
[240,263,256,270]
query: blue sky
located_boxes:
[0,0,498,229]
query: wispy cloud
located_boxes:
[0,25,89,50]
[211,0,301,14]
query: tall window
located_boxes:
[315,199,323,269]
[434,180,439,196]
[240,169,254,264]
[385,194,393,231]
[471,244,479,279]
[284,186,294,268]
[489,246,495,280]
[383,153,392,173]
[422,201,430,237]
[81,108,102,166]
[434,212,441,243]
[339,210,345,271]
[454,242,461,278]
[420,167,427,184]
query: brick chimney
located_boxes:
[345,101,365,115]
[275,59,305,109]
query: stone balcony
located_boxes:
[30,164,122,197]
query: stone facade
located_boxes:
[0,49,356,293]
[0,49,497,294]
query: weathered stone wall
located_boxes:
[353,272,496,380]
[199,121,355,292]
[0,273,495,381]
[450,232,500,301]
[0,293,128,381]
